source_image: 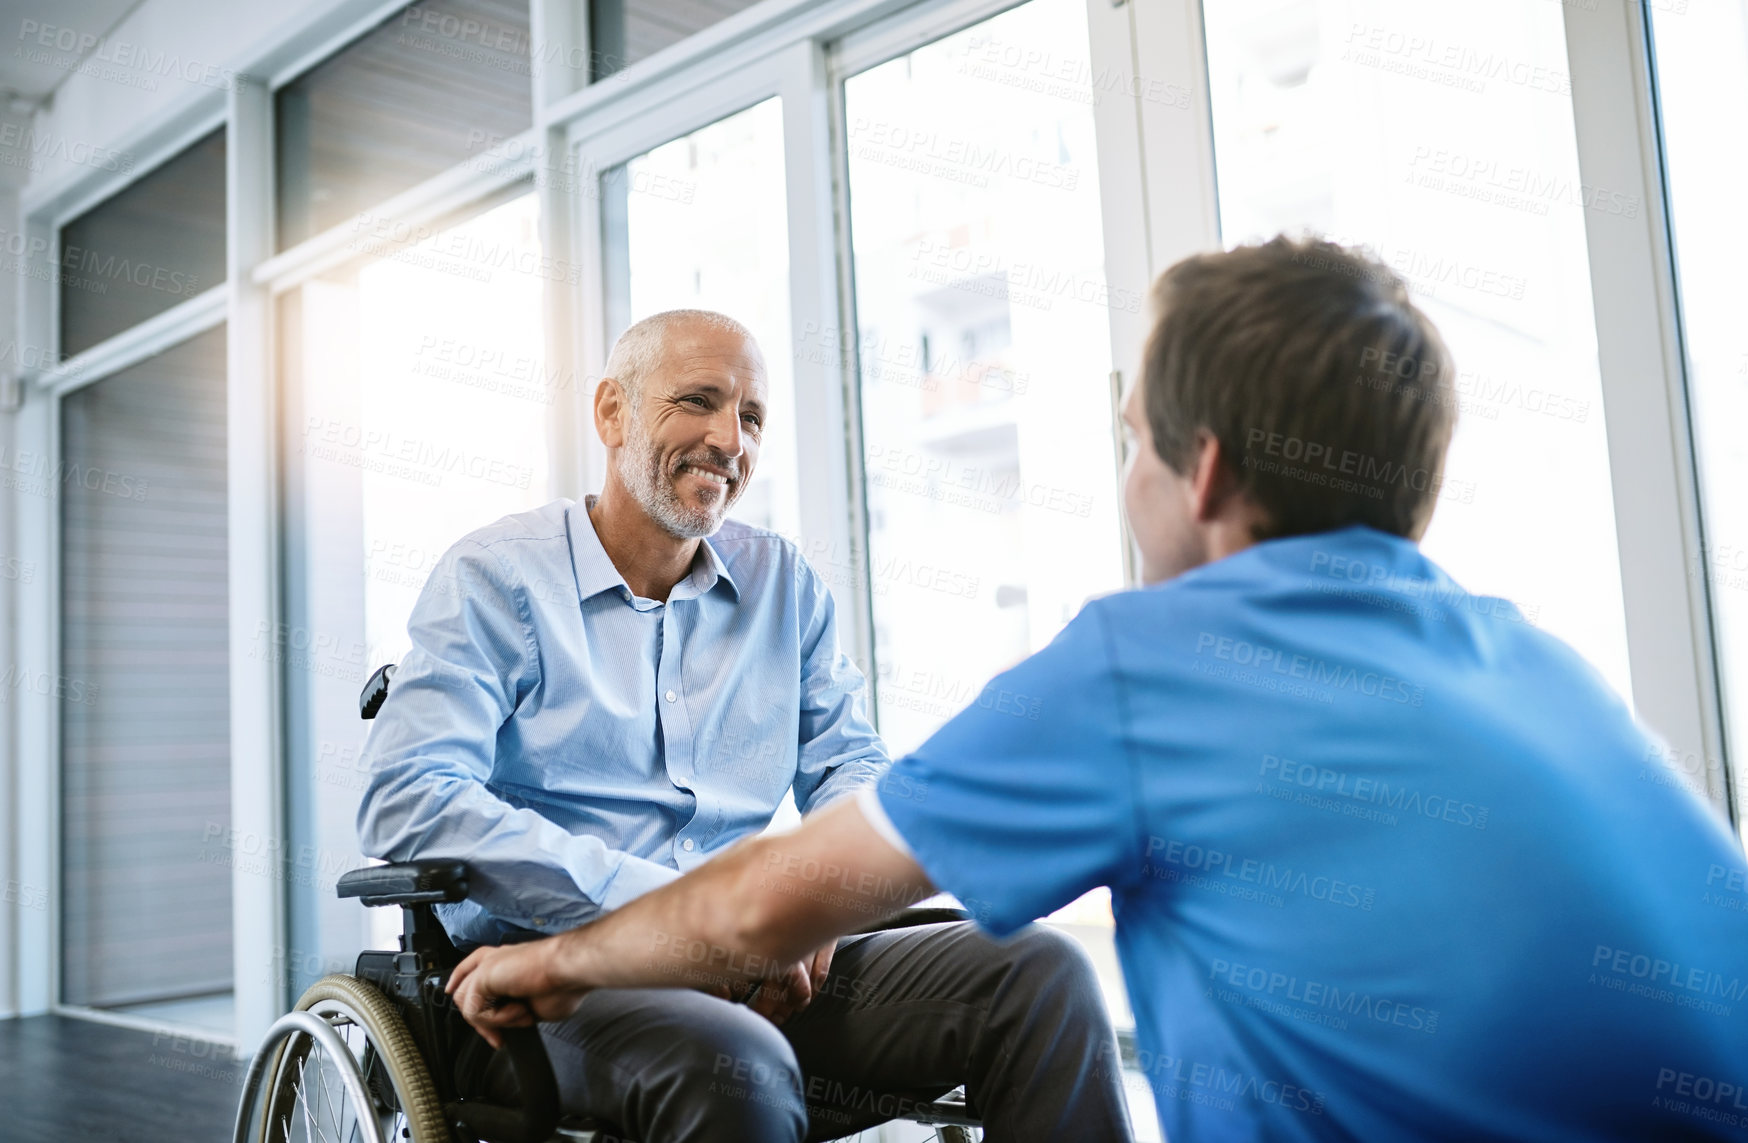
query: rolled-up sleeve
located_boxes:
[356,539,677,931]
[790,558,890,813]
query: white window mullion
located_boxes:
[1562,0,1731,822]
[534,0,593,502]
[38,287,226,398]
[781,38,873,666]
[1083,0,1212,586]
[10,385,59,1018]
[1089,0,1223,584]
[10,209,62,1018]
[1126,0,1222,277]
[227,75,286,1049]
[570,135,611,499]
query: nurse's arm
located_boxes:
[447,797,935,1044]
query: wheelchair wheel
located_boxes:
[242,974,451,1143]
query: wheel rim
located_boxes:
[240,975,450,1143]
[266,1003,407,1143]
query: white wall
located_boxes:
[22,0,354,197]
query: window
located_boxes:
[280,193,552,975]
[276,0,532,250]
[1203,0,1634,702]
[838,9,1149,1126]
[1648,0,1748,830]
[600,97,799,537]
[58,129,225,357]
[842,0,1128,755]
[589,0,766,79]
[60,327,231,1033]
[18,0,1737,1068]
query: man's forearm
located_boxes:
[448,796,939,1037]
[545,799,934,995]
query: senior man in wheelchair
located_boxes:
[355,308,1133,1143]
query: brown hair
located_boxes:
[1142,235,1457,540]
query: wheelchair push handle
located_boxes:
[360,662,395,720]
[447,1024,560,1143]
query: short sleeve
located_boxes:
[875,602,1141,935]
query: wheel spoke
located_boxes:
[292,1041,349,1143]
[317,1048,346,1143]
[297,1054,319,1143]
[250,990,418,1143]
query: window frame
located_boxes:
[1,0,1736,1047]
[1560,0,1732,818]
[8,101,236,1041]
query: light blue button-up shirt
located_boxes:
[356,497,889,946]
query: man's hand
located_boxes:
[808,938,837,996]
[742,940,836,1026]
[447,939,583,1049]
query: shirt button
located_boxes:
[664,689,677,703]
[682,839,696,852]
[532,917,545,926]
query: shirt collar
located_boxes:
[686,533,741,603]
[567,497,740,606]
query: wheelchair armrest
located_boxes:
[336,860,470,906]
[846,905,972,937]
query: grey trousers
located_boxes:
[535,921,1135,1143]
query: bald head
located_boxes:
[604,309,758,405]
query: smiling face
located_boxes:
[606,321,768,540]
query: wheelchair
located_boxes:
[231,663,984,1143]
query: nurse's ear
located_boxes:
[1186,431,1249,526]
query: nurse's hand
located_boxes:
[447,939,582,1048]
[744,939,836,1025]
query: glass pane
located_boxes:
[1649,2,1748,830]
[61,326,232,1035]
[276,0,532,250]
[59,129,225,357]
[1203,0,1633,702]
[590,0,764,79]
[601,97,799,538]
[280,193,552,980]
[843,0,1127,757]
[840,8,1139,1084]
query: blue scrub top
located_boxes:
[877,525,1748,1141]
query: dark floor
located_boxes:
[0,1014,241,1142]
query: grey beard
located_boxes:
[618,420,741,540]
